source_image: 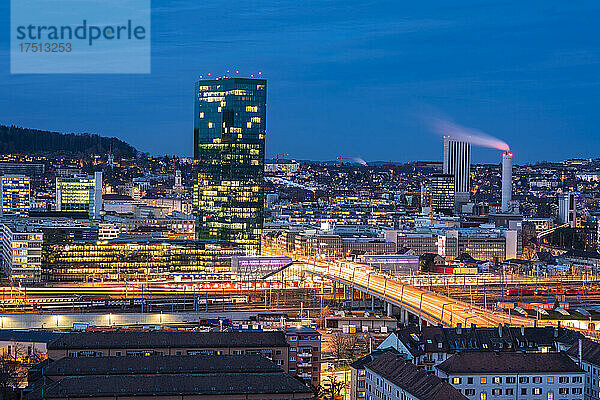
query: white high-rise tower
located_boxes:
[443,138,471,206]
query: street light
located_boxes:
[441,302,455,326]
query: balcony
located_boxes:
[298,352,312,357]
[298,362,312,368]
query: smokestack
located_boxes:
[501,152,513,212]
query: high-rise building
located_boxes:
[0,175,30,216]
[429,174,455,215]
[193,77,266,255]
[443,138,470,205]
[558,192,577,228]
[56,172,103,219]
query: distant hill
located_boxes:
[0,125,138,158]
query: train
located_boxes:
[505,287,600,296]
[0,295,250,312]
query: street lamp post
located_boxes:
[441,302,454,326]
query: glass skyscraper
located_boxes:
[56,172,103,219]
[193,77,266,255]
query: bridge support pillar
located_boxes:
[371,296,375,311]
[387,302,392,317]
[333,282,337,305]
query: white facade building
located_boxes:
[437,352,584,400]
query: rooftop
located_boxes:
[436,351,584,374]
[48,331,289,351]
[43,355,282,376]
[366,352,466,400]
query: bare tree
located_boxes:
[319,375,345,400]
[329,333,359,362]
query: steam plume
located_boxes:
[352,157,368,166]
[429,117,510,151]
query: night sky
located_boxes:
[1,1,599,163]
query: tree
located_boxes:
[318,306,331,328]
[318,375,345,400]
[329,333,358,363]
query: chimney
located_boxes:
[498,324,503,338]
[579,338,583,366]
[456,323,462,335]
[520,325,525,336]
[553,325,558,338]
[501,152,513,212]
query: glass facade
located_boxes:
[0,175,30,216]
[56,172,102,219]
[193,78,266,255]
[42,239,244,281]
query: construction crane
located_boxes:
[275,153,290,163]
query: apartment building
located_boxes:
[364,351,467,400]
[437,352,584,400]
[286,327,321,386]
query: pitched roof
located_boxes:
[28,373,313,399]
[566,338,600,365]
[436,352,584,374]
[48,331,288,350]
[365,352,467,400]
[0,329,61,343]
[43,355,281,376]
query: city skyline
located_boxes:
[1,1,599,163]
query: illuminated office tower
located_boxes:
[443,138,471,206]
[0,175,30,216]
[56,172,102,219]
[193,77,266,255]
[429,174,455,215]
[558,192,577,228]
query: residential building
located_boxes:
[25,355,312,400]
[193,77,266,255]
[56,172,102,219]
[437,352,584,400]
[47,331,289,367]
[0,175,30,216]
[285,327,321,386]
[365,351,467,400]
[566,338,600,399]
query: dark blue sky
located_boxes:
[1,1,599,163]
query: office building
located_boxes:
[56,172,102,219]
[559,192,577,228]
[429,174,455,215]
[0,175,30,216]
[443,138,470,206]
[437,352,584,400]
[193,77,266,255]
[0,222,43,281]
[42,238,243,281]
[0,218,99,282]
[364,351,467,400]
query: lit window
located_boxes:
[208,122,213,128]
[246,122,252,128]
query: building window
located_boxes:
[547,376,553,383]
[467,377,473,384]
[492,377,501,384]
[480,392,486,400]
[533,388,542,395]
[480,377,487,384]
[492,389,502,395]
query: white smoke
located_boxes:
[428,117,510,151]
[352,157,368,166]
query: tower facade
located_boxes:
[193,78,266,255]
[0,175,30,216]
[443,138,471,205]
[56,172,102,219]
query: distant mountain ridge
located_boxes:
[0,125,138,158]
